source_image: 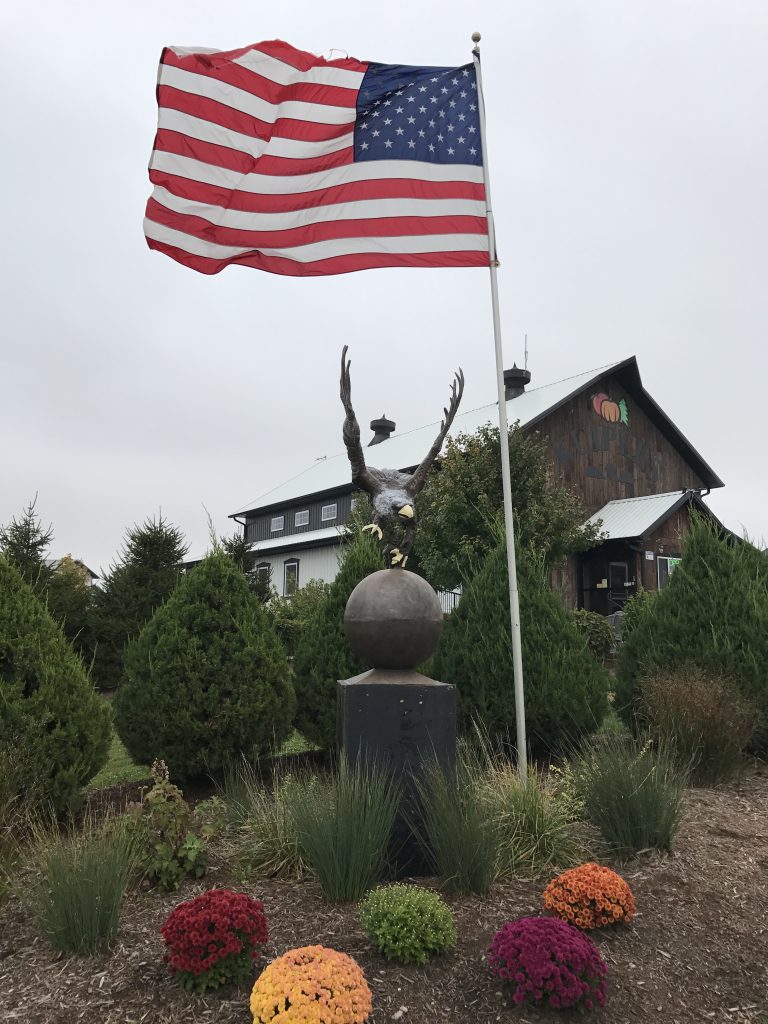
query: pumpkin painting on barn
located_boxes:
[592,393,629,426]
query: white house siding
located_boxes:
[258,543,343,595]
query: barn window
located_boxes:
[270,515,284,532]
[321,503,337,522]
[294,510,309,527]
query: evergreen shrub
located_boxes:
[570,609,614,662]
[358,884,456,964]
[292,531,383,750]
[0,558,110,814]
[615,515,768,751]
[436,545,609,754]
[113,551,294,780]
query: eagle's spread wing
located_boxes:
[406,368,465,497]
[340,345,378,495]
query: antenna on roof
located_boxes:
[524,334,529,372]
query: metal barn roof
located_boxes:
[233,360,627,516]
[585,490,710,540]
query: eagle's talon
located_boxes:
[362,523,383,541]
[390,548,404,566]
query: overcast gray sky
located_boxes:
[2,1,767,573]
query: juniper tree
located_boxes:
[0,558,111,813]
[292,528,384,750]
[616,514,768,751]
[435,541,609,755]
[113,550,295,779]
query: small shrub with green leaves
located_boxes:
[640,665,759,784]
[570,609,614,662]
[358,884,456,965]
[571,733,689,857]
[23,815,138,954]
[127,760,208,890]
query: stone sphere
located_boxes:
[344,569,444,670]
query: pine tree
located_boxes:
[0,498,54,596]
[616,514,768,751]
[435,543,609,755]
[292,529,384,749]
[90,516,187,690]
[0,558,111,813]
[46,555,96,663]
[113,550,295,780]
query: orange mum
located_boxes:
[250,945,372,1024]
[543,863,635,930]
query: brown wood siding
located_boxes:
[638,505,691,590]
[528,373,705,515]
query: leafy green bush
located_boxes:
[359,884,456,964]
[412,751,499,895]
[24,815,138,953]
[114,551,295,779]
[436,544,609,754]
[126,760,208,890]
[619,586,657,643]
[570,609,614,662]
[571,733,689,857]
[292,531,383,750]
[269,580,331,659]
[0,558,111,814]
[616,515,768,752]
[291,757,401,902]
[639,666,759,784]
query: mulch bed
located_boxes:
[2,766,767,1024]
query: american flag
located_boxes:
[144,39,490,276]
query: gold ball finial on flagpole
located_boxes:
[472,31,481,43]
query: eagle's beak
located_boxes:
[398,504,414,519]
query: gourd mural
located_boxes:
[592,393,629,425]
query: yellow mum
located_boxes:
[250,945,372,1024]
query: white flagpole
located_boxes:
[472,31,528,784]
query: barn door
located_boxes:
[608,561,633,613]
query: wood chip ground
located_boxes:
[2,766,767,1023]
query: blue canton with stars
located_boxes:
[355,62,482,166]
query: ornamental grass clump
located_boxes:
[639,665,759,784]
[24,814,139,954]
[291,758,400,902]
[488,917,607,1011]
[161,888,268,992]
[543,863,635,930]
[250,945,372,1024]
[571,732,689,858]
[358,884,456,965]
[413,748,499,895]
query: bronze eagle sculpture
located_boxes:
[340,345,465,568]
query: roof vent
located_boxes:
[369,413,396,446]
[504,363,531,400]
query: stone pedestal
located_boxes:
[338,570,456,877]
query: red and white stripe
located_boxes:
[143,40,490,276]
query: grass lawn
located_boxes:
[87,734,151,790]
[87,730,317,791]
